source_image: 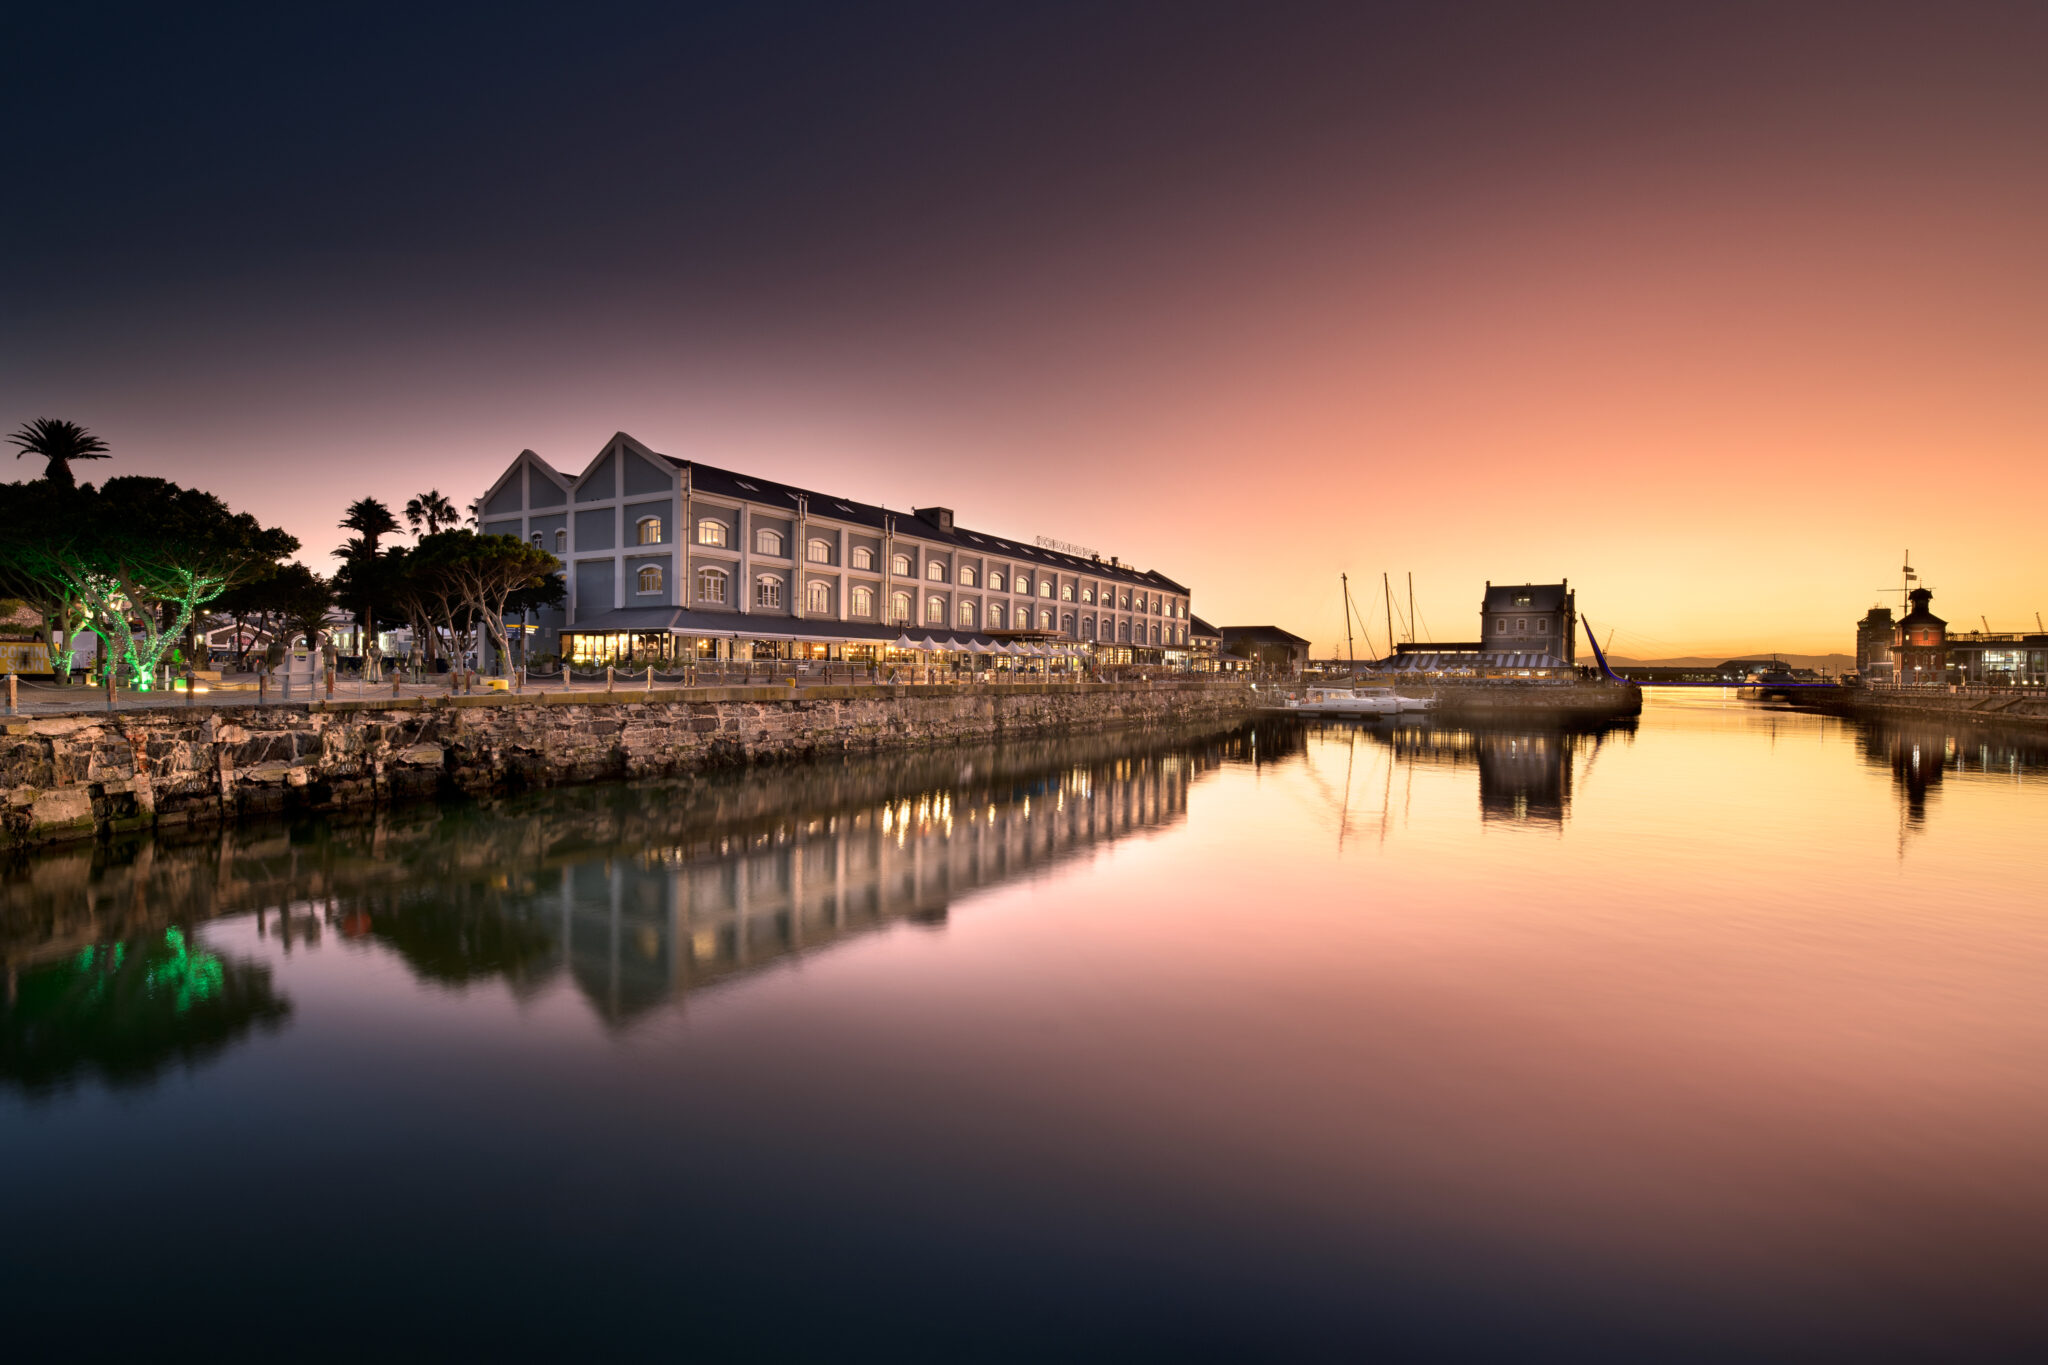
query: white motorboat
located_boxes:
[1282,685,1434,717]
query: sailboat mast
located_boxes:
[1383,573,1394,665]
[1342,574,1355,672]
[1407,572,1416,645]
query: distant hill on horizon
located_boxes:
[1605,653,1856,672]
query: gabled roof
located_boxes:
[1220,625,1309,646]
[557,432,1189,594]
[1189,615,1221,639]
[1483,582,1572,612]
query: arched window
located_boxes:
[988,603,1005,628]
[925,560,947,581]
[806,580,830,613]
[1060,584,1073,601]
[852,546,875,571]
[1081,587,1093,604]
[890,590,912,623]
[529,532,543,548]
[1081,618,1095,640]
[891,553,912,576]
[1516,618,1527,633]
[1118,621,1130,642]
[697,567,728,603]
[1039,581,1054,598]
[1014,576,1031,596]
[1151,624,1161,644]
[755,575,782,608]
[926,595,945,625]
[959,566,976,587]
[1061,613,1075,635]
[1039,609,1053,629]
[554,528,567,552]
[851,585,874,617]
[1494,617,1506,631]
[755,528,784,556]
[636,564,663,594]
[806,538,831,564]
[697,518,727,546]
[957,600,976,627]
[989,571,1005,592]
[636,516,662,545]
[1119,592,1131,609]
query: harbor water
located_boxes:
[5,693,2047,1360]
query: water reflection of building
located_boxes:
[1857,717,2048,830]
[1,722,1243,1047]
[1333,716,1633,827]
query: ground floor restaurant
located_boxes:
[556,627,1178,673]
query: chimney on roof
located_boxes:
[1110,556,1119,568]
[913,506,953,532]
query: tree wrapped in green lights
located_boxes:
[0,477,297,688]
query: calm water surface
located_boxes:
[6,694,2048,1361]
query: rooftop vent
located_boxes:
[914,506,954,533]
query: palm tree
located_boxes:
[8,418,110,488]
[339,498,399,676]
[403,489,459,536]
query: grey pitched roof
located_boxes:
[1220,625,1309,646]
[1483,583,1572,613]
[588,440,1188,594]
[1189,615,1221,638]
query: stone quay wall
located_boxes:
[1398,680,1643,721]
[0,681,1257,849]
[1812,687,2048,731]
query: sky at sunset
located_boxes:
[6,1,2044,657]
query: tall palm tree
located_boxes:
[404,489,458,536]
[339,498,400,676]
[8,418,110,488]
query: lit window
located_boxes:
[891,553,912,576]
[926,594,945,625]
[889,590,911,622]
[959,566,976,587]
[1039,581,1053,598]
[1081,587,1093,604]
[1015,576,1031,596]
[851,585,874,616]
[807,580,830,612]
[755,528,784,556]
[989,571,1005,592]
[756,575,782,608]
[989,603,1005,628]
[1061,584,1073,601]
[1120,592,1131,609]
[697,518,727,546]
[1040,609,1053,629]
[636,565,663,594]
[957,600,976,627]
[926,560,947,582]
[852,546,875,570]
[807,538,831,563]
[635,516,662,545]
[697,567,728,603]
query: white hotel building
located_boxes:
[476,433,1195,666]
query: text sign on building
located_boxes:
[1035,534,1099,559]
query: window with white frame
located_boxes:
[850,585,874,616]
[529,532,543,548]
[1495,617,1506,631]
[852,546,876,571]
[1151,624,1160,644]
[1061,613,1074,635]
[1039,609,1053,629]
[989,571,1005,592]
[697,567,728,603]
[1081,618,1095,639]
[1081,587,1093,604]
[554,528,567,552]
[806,538,831,564]
[891,553,912,576]
[636,565,663,594]
[926,560,947,581]
[697,518,728,546]
[756,575,782,608]
[755,528,784,556]
[957,600,976,627]
[636,516,662,545]
[1120,592,1131,609]
[926,595,945,625]
[1060,584,1073,601]
[1014,576,1031,596]
[889,590,911,622]
[988,602,1005,628]
[805,580,830,612]
[1537,619,1549,633]
[959,566,976,587]
[1516,619,1527,632]
[1039,581,1054,598]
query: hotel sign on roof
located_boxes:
[1035,534,1100,559]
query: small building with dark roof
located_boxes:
[1894,587,1947,685]
[1220,625,1310,675]
[1481,581,1576,663]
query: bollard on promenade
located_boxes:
[5,671,15,717]
[606,665,614,693]
[646,665,654,692]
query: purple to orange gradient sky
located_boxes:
[6,2,2045,656]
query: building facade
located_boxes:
[1481,582,1576,662]
[1855,606,1895,683]
[475,434,1194,665]
[1893,587,1947,685]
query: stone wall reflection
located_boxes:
[1855,716,2048,829]
[1,721,1244,1049]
